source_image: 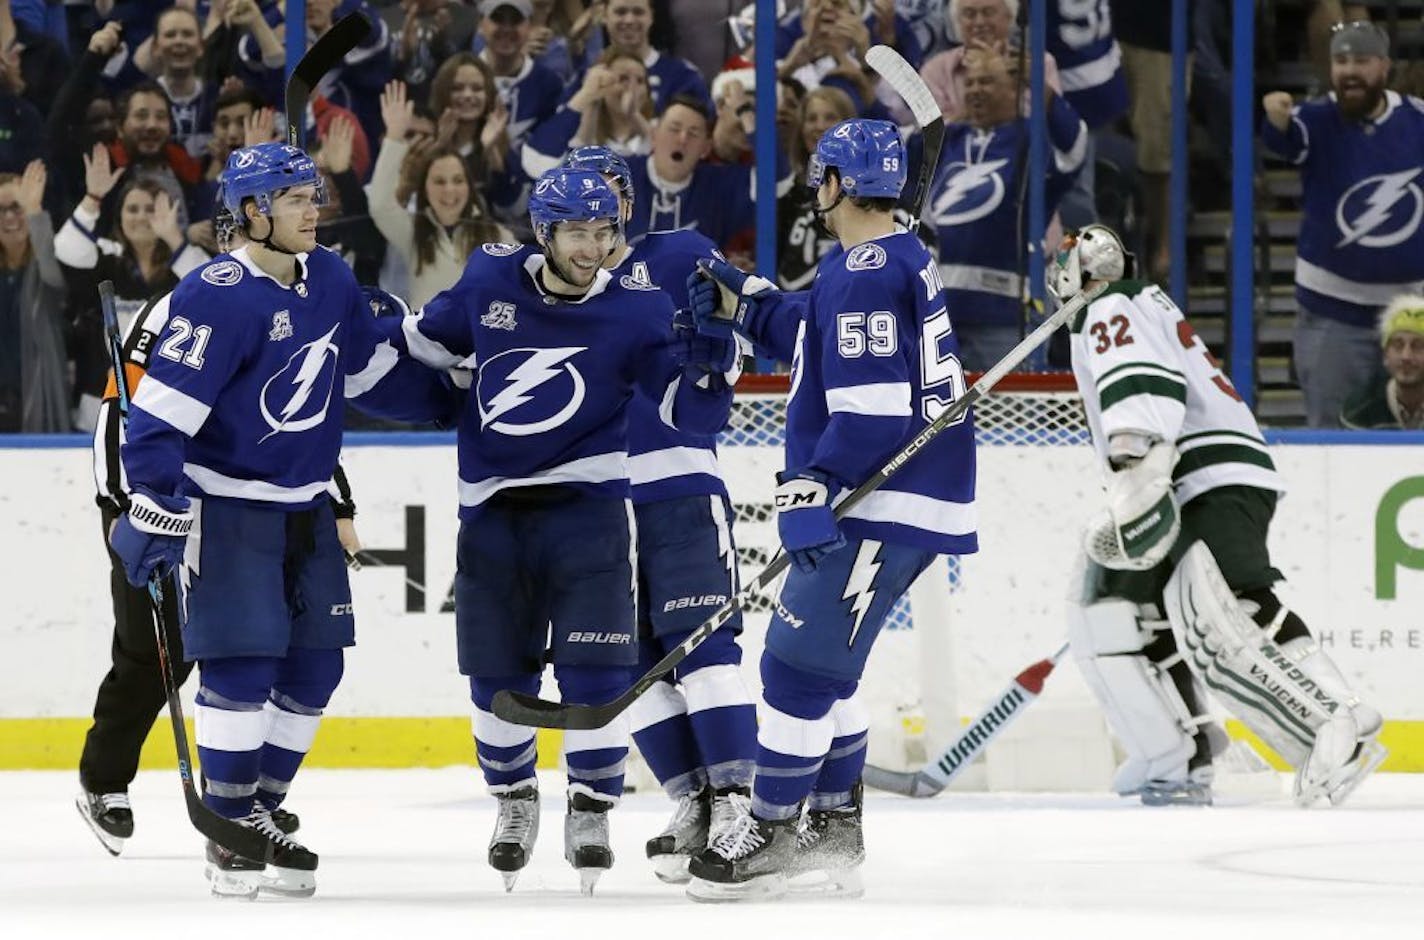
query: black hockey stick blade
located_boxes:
[99,284,275,864]
[492,285,1107,731]
[285,12,372,148]
[862,765,943,797]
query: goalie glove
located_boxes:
[1083,442,1180,571]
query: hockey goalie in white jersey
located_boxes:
[1050,225,1386,807]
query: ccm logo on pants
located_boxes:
[567,632,632,644]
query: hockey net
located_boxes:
[714,372,1120,791]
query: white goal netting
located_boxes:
[714,374,1120,791]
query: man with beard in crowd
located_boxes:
[1262,19,1424,427]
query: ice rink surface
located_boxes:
[5,768,1423,940]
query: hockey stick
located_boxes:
[864,44,945,230]
[285,12,372,148]
[491,282,1109,730]
[99,282,276,863]
[863,643,1070,797]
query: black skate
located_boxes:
[565,791,613,895]
[687,791,797,903]
[488,785,540,892]
[645,787,710,884]
[204,810,318,900]
[75,790,134,857]
[269,806,301,835]
[789,784,865,898]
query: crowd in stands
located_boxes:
[0,0,1420,432]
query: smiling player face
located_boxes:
[545,220,620,291]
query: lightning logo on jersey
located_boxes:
[1336,168,1424,248]
[929,158,1009,227]
[476,346,588,436]
[259,324,341,441]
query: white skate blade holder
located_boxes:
[788,866,864,900]
[687,871,789,903]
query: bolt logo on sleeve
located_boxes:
[475,347,589,436]
[258,324,341,441]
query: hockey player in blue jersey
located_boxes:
[562,146,759,885]
[685,119,979,901]
[382,166,736,894]
[107,142,454,900]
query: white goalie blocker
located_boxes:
[1067,560,1217,797]
[1163,542,1388,806]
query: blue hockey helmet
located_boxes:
[807,119,907,199]
[528,168,622,245]
[562,146,634,208]
[220,142,326,217]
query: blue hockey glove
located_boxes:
[686,258,776,341]
[110,487,193,587]
[671,308,738,375]
[774,469,847,572]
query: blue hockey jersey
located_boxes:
[743,231,978,555]
[1261,90,1424,327]
[926,94,1087,327]
[123,246,452,508]
[388,243,732,518]
[617,229,736,504]
[1045,0,1129,129]
[484,52,564,150]
[625,153,792,249]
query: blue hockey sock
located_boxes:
[255,648,343,811]
[195,656,280,819]
[470,675,540,791]
[808,697,869,810]
[629,680,707,798]
[558,665,632,804]
[750,653,854,820]
[682,664,757,790]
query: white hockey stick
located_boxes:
[865,45,944,227]
[864,643,1070,797]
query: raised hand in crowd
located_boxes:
[872,0,896,46]
[481,97,510,174]
[151,191,185,251]
[243,106,276,147]
[17,159,45,217]
[1262,90,1294,132]
[88,19,124,59]
[82,144,125,210]
[323,114,357,176]
[525,21,553,60]
[570,63,616,112]
[381,80,415,144]
[568,0,606,55]
[713,79,754,162]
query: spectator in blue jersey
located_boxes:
[522,47,654,180]
[1262,20,1424,427]
[0,161,67,433]
[924,46,1086,371]
[1044,0,1129,229]
[625,93,791,252]
[130,7,216,162]
[1341,295,1424,430]
[599,0,710,114]
[475,0,564,151]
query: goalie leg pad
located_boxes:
[1068,597,1205,795]
[1278,637,1387,806]
[1164,542,1339,767]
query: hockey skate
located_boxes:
[203,809,318,900]
[488,785,540,892]
[75,790,133,856]
[645,787,710,884]
[686,791,797,903]
[788,784,865,898]
[565,792,614,895]
[1295,705,1388,807]
[269,806,301,835]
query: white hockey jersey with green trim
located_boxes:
[1068,279,1285,504]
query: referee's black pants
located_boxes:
[78,508,192,794]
